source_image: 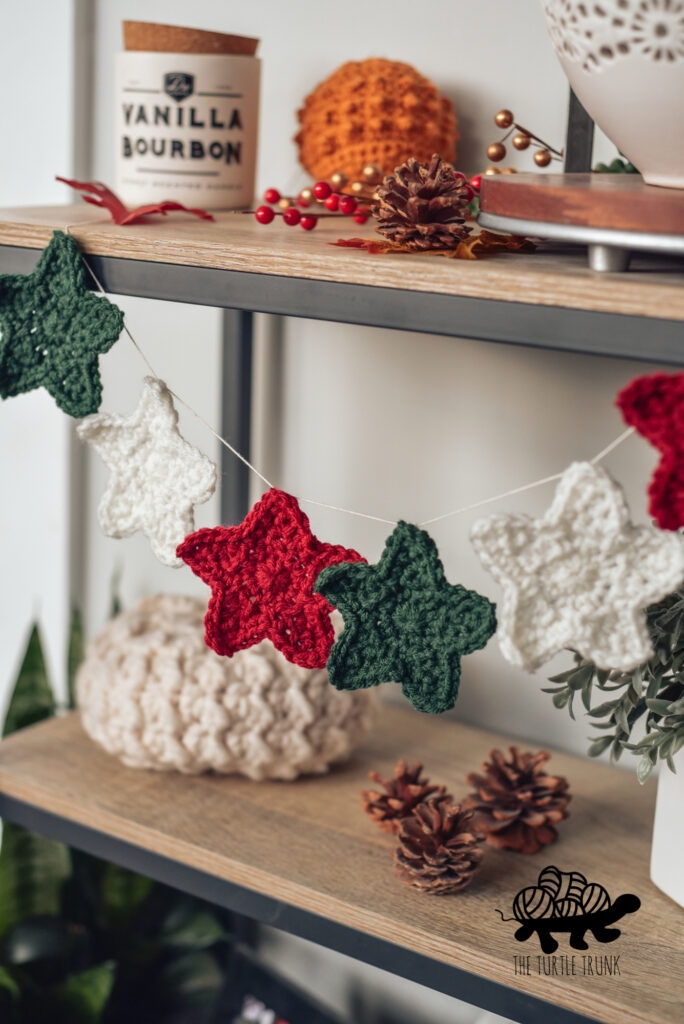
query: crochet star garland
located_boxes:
[471,461,684,673]
[78,377,217,566]
[0,231,123,417]
[617,372,684,531]
[314,521,496,714]
[177,488,365,669]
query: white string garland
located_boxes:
[68,227,636,530]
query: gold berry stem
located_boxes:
[514,122,563,159]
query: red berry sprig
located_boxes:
[255,205,275,225]
[249,181,365,231]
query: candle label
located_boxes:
[115,52,260,209]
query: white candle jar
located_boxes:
[115,51,260,209]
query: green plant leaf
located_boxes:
[109,565,123,620]
[637,753,656,783]
[3,624,55,737]
[0,914,73,965]
[52,962,115,1024]
[160,906,226,950]
[645,698,673,716]
[67,607,85,711]
[154,950,223,1011]
[0,965,19,1000]
[588,735,613,757]
[98,863,154,932]
[0,824,71,939]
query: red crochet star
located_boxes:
[177,488,364,668]
[617,372,684,530]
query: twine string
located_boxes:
[68,228,636,530]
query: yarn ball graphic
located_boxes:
[77,594,376,780]
[295,58,458,181]
[513,886,554,920]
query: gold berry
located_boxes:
[362,163,382,182]
[278,197,295,210]
[513,132,531,151]
[484,165,502,176]
[330,171,347,189]
[495,109,514,128]
[502,166,518,174]
[487,142,506,162]
[350,180,365,195]
[298,187,314,206]
[534,149,552,167]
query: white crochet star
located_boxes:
[78,377,217,567]
[471,461,684,672]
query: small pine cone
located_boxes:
[372,153,472,251]
[361,759,446,834]
[394,798,483,895]
[464,748,571,855]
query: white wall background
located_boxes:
[0,0,92,710]
[1,2,667,1022]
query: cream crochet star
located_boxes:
[471,461,684,672]
[78,377,217,566]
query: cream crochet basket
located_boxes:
[77,594,376,780]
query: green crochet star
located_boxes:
[0,230,123,417]
[315,521,496,714]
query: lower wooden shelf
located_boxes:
[0,706,680,1024]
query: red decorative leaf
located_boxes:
[56,177,214,225]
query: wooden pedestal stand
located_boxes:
[479,173,684,272]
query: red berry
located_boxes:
[263,187,281,204]
[300,215,318,230]
[324,193,340,211]
[469,174,482,192]
[283,207,301,226]
[255,205,275,224]
[297,195,312,208]
[313,181,332,200]
[353,214,368,225]
[338,195,357,215]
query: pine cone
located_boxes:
[361,760,446,834]
[394,799,483,895]
[372,154,472,250]
[464,748,571,855]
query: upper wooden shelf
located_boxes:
[0,203,683,323]
[0,706,680,1024]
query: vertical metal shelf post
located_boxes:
[220,309,254,524]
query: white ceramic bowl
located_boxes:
[541,0,684,188]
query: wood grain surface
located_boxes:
[480,173,684,235]
[0,708,681,1024]
[0,204,682,321]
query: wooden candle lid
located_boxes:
[123,21,259,56]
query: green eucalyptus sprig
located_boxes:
[543,587,684,783]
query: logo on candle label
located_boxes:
[164,72,194,102]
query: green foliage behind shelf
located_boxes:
[0,610,229,1023]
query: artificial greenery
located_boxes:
[0,613,229,1023]
[593,156,639,174]
[544,587,684,783]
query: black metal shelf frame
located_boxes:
[1,242,682,527]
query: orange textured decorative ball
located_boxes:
[295,58,458,181]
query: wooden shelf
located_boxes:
[0,204,682,321]
[0,706,680,1024]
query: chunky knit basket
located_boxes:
[77,595,376,781]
